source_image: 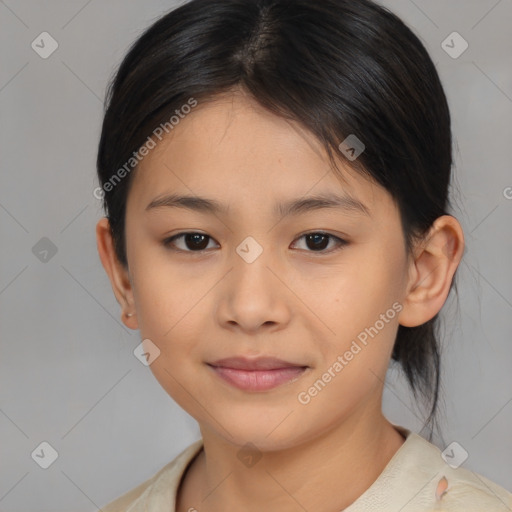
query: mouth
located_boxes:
[207,357,309,391]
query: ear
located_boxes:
[96,217,138,330]
[398,215,464,327]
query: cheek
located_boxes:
[300,258,396,327]
[305,254,403,368]
[129,258,214,375]
[128,245,194,334]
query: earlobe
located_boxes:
[398,215,464,328]
[96,217,138,329]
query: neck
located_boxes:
[177,404,406,512]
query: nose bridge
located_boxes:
[216,232,291,331]
[219,191,289,283]
[235,234,267,267]
[230,233,277,294]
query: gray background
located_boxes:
[0,0,511,510]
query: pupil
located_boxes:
[187,234,208,250]
[307,234,328,250]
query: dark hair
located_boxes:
[97,0,459,442]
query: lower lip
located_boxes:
[208,365,308,391]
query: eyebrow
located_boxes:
[145,192,370,217]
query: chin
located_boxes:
[204,410,315,453]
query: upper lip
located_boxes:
[208,357,307,371]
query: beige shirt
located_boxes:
[102,424,512,511]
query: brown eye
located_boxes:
[306,233,330,251]
[162,231,347,255]
[291,232,347,253]
[163,232,217,252]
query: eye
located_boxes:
[162,232,218,252]
[291,232,348,253]
[162,231,347,254]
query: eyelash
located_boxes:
[162,231,348,255]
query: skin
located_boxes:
[96,88,464,511]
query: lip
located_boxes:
[207,357,309,391]
[209,356,306,370]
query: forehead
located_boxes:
[128,92,392,219]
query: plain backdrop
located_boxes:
[0,1,511,510]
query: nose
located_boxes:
[215,242,292,334]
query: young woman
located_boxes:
[95,0,512,510]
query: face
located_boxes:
[120,91,411,450]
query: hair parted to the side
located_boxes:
[97,0,460,443]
